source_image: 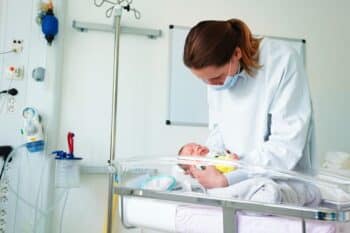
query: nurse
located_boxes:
[183,19,314,189]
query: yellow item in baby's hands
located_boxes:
[214,154,236,173]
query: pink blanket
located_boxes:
[176,205,348,233]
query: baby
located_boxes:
[178,143,237,173]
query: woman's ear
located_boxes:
[233,47,242,60]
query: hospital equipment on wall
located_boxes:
[32,67,46,82]
[0,88,18,96]
[114,156,350,233]
[0,39,23,56]
[0,144,53,233]
[37,1,59,45]
[0,40,23,55]
[0,50,14,55]
[52,132,82,188]
[21,107,44,153]
[0,131,83,233]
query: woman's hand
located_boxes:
[189,165,228,189]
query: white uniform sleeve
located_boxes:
[224,170,249,186]
[206,88,225,152]
[242,51,312,170]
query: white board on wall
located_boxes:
[166,25,306,127]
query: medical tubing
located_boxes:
[7,136,67,229]
[8,183,69,228]
[28,108,51,232]
[59,191,69,233]
[3,143,68,231]
[0,156,8,181]
[31,190,69,232]
[8,184,46,215]
[32,154,51,233]
[0,144,25,233]
[0,49,14,55]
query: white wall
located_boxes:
[0,0,66,232]
[59,0,350,232]
[0,0,34,146]
[0,0,65,150]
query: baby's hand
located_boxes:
[189,165,228,188]
[225,150,239,160]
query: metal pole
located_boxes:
[223,206,236,233]
[106,5,122,233]
[119,196,136,229]
[301,218,306,233]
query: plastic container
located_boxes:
[52,151,82,188]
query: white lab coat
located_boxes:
[206,38,314,184]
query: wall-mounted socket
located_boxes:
[11,39,23,53]
[7,97,16,113]
[5,65,24,80]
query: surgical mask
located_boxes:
[210,62,241,91]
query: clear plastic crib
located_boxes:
[115,156,350,233]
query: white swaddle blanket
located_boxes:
[207,177,321,207]
[171,165,321,207]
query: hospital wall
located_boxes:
[58,0,350,233]
[0,0,66,232]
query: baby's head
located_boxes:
[178,143,209,157]
[178,143,209,172]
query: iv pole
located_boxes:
[106,5,122,233]
[85,2,160,232]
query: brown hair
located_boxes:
[183,19,262,76]
[178,145,185,155]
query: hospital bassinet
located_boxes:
[114,156,350,233]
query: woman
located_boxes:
[183,19,314,189]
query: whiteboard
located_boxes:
[166,25,306,126]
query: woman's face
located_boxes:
[192,62,230,85]
[190,48,241,85]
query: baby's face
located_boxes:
[180,143,209,156]
[178,143,209,173]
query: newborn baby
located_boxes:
[178,143,237,173]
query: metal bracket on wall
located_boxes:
[72,20,162,39]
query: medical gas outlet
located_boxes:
[5,65,24,80]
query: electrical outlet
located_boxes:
[7,97,16,113]
[11,39,23,53]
